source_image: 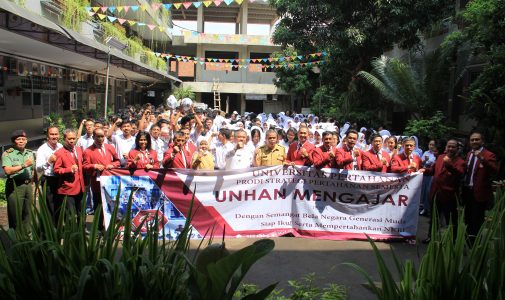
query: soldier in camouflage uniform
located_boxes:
[2,130,35,229]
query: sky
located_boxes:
[172,20,272,35]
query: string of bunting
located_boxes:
[161,60,327,69]
[85,0,268,13]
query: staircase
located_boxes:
[212,77,221,111]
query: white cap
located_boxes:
[232,110,239,115]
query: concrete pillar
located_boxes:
[240,94,246,113]
[197,6,204,32]
[195,44,204,81]
[239,1,248,34]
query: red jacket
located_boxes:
[390,152,423,174]
[53,146,85,196]
[163,145,193,169]
[286,141,315,166]
[83,144,120,193]
[127,149,160,169]
[465,148,498,202]
[335,146,363,170]
[426,154,465,202]
[362,149,391,173]
[311,145,337,169]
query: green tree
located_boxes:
[443,0,505,174]
[270,0,453,122]
[357,52,451,119]
[271,49,319,111]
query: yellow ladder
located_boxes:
[212,77,221,110]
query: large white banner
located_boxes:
[101,166,422,241]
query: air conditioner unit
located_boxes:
[69,92,77,110]
[17,61,28,76]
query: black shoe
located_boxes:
[422,237,431,244]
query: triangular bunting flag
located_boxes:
[203,1,212,7]
[230,59,235,63]
[154,52,161,57]
[310,54,316,58]
[316,52,322,56]
[297,55,303,60]
[97,13,106,20]
[108,6,116,13]
[137,22,146,26]
[193,61,198,64]
[212,58,218,62]
[152,3,161,10]
[199,61,205,65]
[100,6,107,12]
[118,18,126,24]
[224,59,229,62]
[128,20,136,25]
[173,3,182,9]
[322,51,328,56]
[92,7,99,12]
[124,6,130,12]
[159,27,165,32]
[235,0,244,4]
[117,6,124,12]
[193,2,202,8]
[268,58,273,62]
[183,2,192,9]
[206,58,212,62]
[224,0,234,5]
[107,16,117,22]
[163,3,172,9]
[245,59,251,63]
[262,58,268,62]
[131,6,139,11]
[88,11,95,17]
[214,0,223,6]
[141,4,148,11]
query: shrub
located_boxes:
[0,184,276,299]
[346,188,505,299]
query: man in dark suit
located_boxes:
[462,132,498,237]
[53,129,85,220]
[423,139,466,243]
[83,128,120,228]
[362,134,391,173]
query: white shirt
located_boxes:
[225,144,254,170]
[112,134,135,165]
[36,141,63,176]
[214,141,235,170]
[76,134,94,150]
[151,137,168,163]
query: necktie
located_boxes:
[465,153,476,186]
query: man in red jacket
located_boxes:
[362,134,391,173]
[312,131,337,169]
[423,139,465,243]
[462,132,498,237]
[390,137,424,174]
[335,130,363,170]
[53,129,85,219]
[286,126,315,166]
[83,128,120,228]
[163,131,192,169]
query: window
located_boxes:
[22,92,41,106]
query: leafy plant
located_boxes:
[403,111,455,143]
[0,184,277,299]
[127,37,144,58]
[44,112,78,143]
[61,0,90,32]
[100,22,128,44]
[234,273,347,300]
[346,188,505,299]
[173,86,195,100]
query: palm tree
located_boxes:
[357,55,427,119]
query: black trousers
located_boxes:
[54,193,83,224]
[427,197,458,238]
[462,187,488,237]
[39,176,59,218]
